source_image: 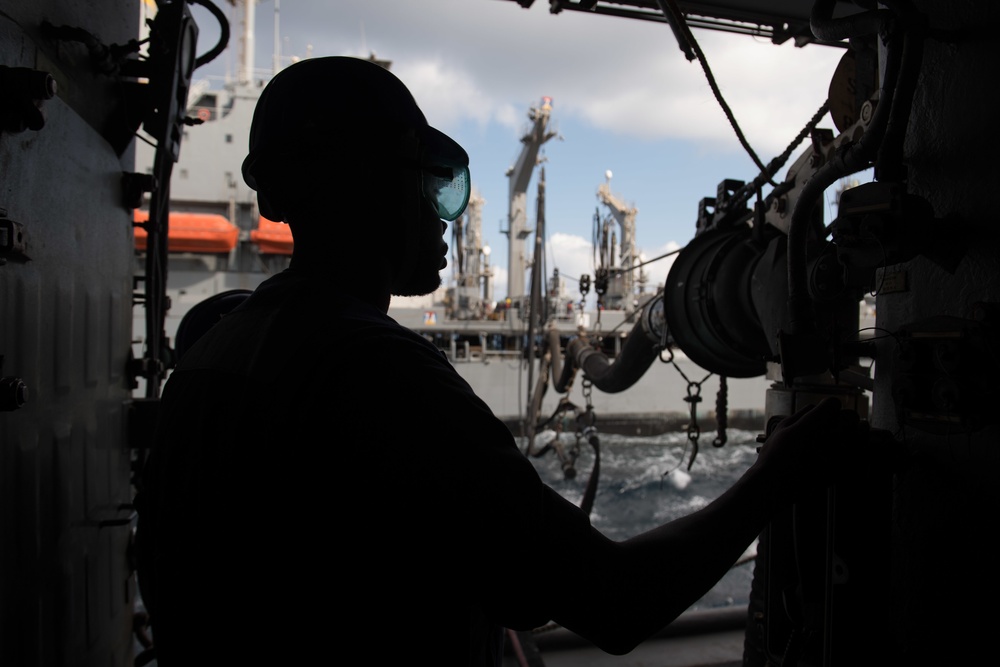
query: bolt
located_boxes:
[0,376,28,410]
[772,197,787,216]
[860,101,873,124]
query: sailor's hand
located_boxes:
[756,396,866,507]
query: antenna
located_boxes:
[239,0,255,83]
[273,0,281,75]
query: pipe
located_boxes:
[561,316,660,394]
[874,4,926,182]
[787,1,908,335]
[546,325,564,385]
[809,0,890,43]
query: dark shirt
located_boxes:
[136,269,593,665]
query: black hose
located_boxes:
[563,321,659,394]
[190,0,230,69]
[553,355,576,395]
[875,7,926,182]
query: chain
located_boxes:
[669,358,713,470]
[714,376,728,447]
[656,310,674,363]
[683,381,702,470]
[576,404,597,441]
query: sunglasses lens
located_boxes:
[423,164,470,221]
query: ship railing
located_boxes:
[446,340,521,364]
[185,79,211,110]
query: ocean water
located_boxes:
[515,427,763,611]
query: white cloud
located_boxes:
[638,240,682,294]
[392,59,496,129]
[545,231,594,300]
[220,0,845,156]
[194,0,855,308]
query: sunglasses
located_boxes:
[421,159,470,222]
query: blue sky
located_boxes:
[183,0,867,307]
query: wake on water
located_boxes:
[516,428,764,611]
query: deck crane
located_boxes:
[595,171,643,311]
[504,96,558,310]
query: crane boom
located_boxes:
[505,97,557,305]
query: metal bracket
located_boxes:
[0,355,29,411]
[0,212,30,263]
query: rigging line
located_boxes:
[731,99,833,213]
[599,250,679,330]
[628,246,683,272]
[604,289,665,336]
[134,131,157,148]
[655,0,775,184]
[593,247,682,335]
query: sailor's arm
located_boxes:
[550,397,858,655]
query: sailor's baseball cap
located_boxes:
[241,56,470,221]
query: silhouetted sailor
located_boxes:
[135,56,862,666]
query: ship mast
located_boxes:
[451,189,492,319]
[596,171,640,310]
[235,0,254,83]
[273,0,281,75]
